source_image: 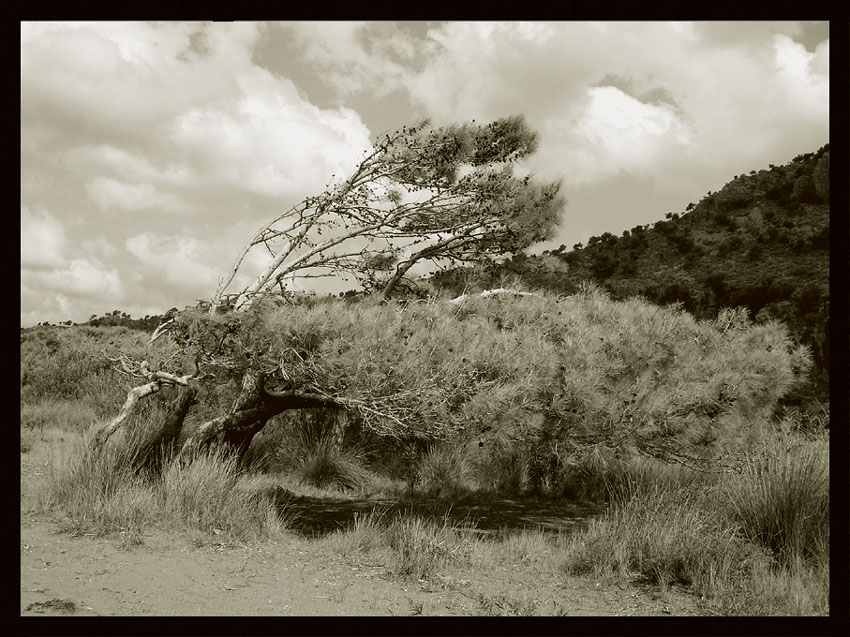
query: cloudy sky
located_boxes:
[21,21,829,326]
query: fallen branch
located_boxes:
[90,356,202,452]
[91,381,162,451]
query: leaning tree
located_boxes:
[89,116,812,478]
[207,115,563,311]
[93,116,566,465]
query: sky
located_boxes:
[21,21,829,326]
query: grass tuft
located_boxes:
[723,435,828,567]
[415,444,477,498]
[386,513,478,581]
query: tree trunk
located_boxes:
[381,258,418,301]
[132,384,198,474]
[221,370,271,458]
[179,369,337,459]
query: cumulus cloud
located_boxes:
[125,232,220,291]
[23,22,374,211]
[21,21,380,324]
[87,177,190,213]
[276,21,423,98]
[21,207,67,270]
[400,21,828,193]
[21,258,125,327]
[169,70,371,200]
[39,259,124,298]
[557,86,692,184]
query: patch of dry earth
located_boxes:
[20,517,701,616]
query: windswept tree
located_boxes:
[89,117,810,482]
[210,116,564,310]
[95,116,565,463]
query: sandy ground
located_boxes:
[20,516,702,617]
[20,452,702,617]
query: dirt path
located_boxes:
[20,516,702,616]
[19,451,701,616]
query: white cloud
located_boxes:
[772,34,829,118]
[125,232,219,290]
[82,236,118,259]
[550,86,692,185]
[22,258,124,299]
[87,177,190,213]
[401,21,828,195]
[21,21,380,324]
[23,21,373,207]
[279,22,418,97]
[169,69,372,200]
[21,207,67,270]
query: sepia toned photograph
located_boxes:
[21,21,829,619]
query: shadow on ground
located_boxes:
[267,488,607,538]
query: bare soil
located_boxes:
[20,454,703,617]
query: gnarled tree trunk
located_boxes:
[178,370,338,460]
[132,383,198,474]
[220,370,270,457]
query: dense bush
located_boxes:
[172,284,810,480]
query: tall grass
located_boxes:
[37,430,156,540]
[415,443,478,498]
[385,513,478,581]
[724,436,829,567]
[562,478,769,598]
[560,425,829,615]
[159,449,287,542]
[33,431,290,544]
[293,411,375,492]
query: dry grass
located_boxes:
[559,421,829,615]
[32,433,293,544]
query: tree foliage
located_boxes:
[165,286,809,465]
[432,145,829,405]
[211,116,564,309]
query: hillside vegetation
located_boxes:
[433,145,829,406]
[20,143,830,616]
[21,287,828,615]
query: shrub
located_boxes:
[293,411,374,492]
[415,443,477,498]
[219,285,811,477]
[723,435,828,567]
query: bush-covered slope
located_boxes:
[432,145,829,405]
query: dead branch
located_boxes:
[149,317,176,343]
[90,356,202,452]
[91,381,162,451]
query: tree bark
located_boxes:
[179,372,337,459]
[92,381,162,451]
[132,384,198,474]
[221,370,271,458]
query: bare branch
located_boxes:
[150,318,175,343]
[91,381,162,451]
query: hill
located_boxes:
[432,145,830,407]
